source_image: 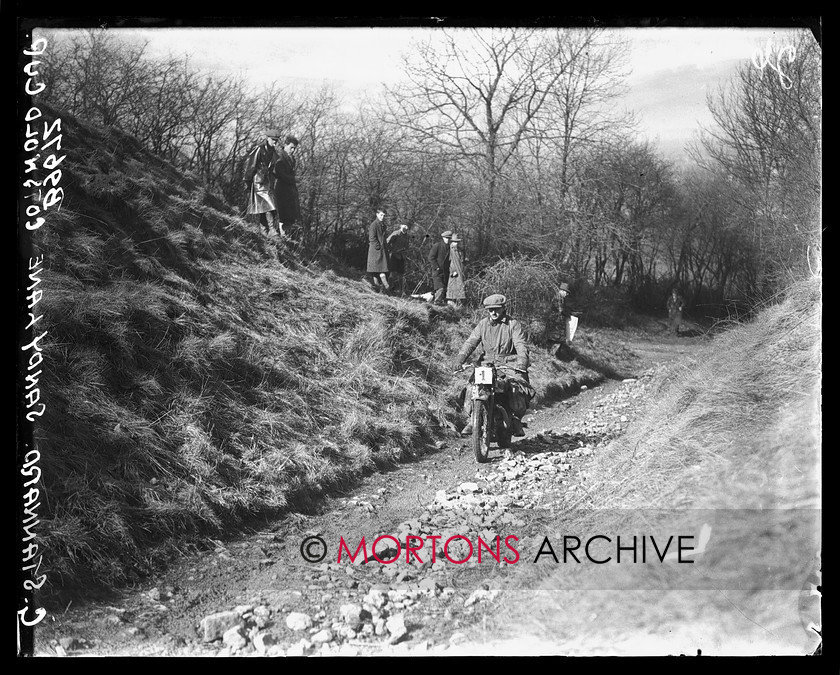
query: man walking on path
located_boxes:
[274,135,302,251]
[667,287,685,336]
[243,128,281,237]
[386,223,411,295]
[427,230,452,305]
[366,208,391,293]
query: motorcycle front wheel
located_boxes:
[472,398,492,463]
[495,405,512,449]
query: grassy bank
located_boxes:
[27,106,632,606]
[479,269,822,655]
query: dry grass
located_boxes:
[27,105,646,609]
[29,106,469,605]
[580,274,820,512]
[36,257,464,603]
[30,105,821,656]
[479,270,822,655]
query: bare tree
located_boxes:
[665,168,761,308]
[560,138,676,289]
[124,56,196,162]
[695,30,821,294]
[180,73,250,191]
[536,29,634,207]
[385,27,606,254]
[504,29,634,262]
[38,29,151,128]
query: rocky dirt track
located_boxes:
[34,334,699,657]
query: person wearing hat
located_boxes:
[552,281,581,357]
[427,230,453,305]
[366,207,392,293]
[446,233,467,307]
[556,282,571,323]
[386,222,411,296]
[243,128,281,237]
[453,293,531,437]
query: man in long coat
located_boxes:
[274,135,301,249]
[667,288,685,336]
[243,129,281,236]
[366,208,391,292]
[386,223,411,295]
[427,230,452,305]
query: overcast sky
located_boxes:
[35,24,814,162]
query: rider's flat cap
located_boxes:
[441,230,453,238]
[483,293,507,308]
[265,128,281,138]
[559,282,570,292]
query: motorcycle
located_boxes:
[463,363,524,463]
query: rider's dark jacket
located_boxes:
[455,314,530,372]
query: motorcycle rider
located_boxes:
[453,293,530,437]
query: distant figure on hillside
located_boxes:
[386,222,411,296]
[667,288,685,336]
[366,207,391,293]
[427,230,452,306]
[243,128,281,237]
[274,135,301,250]
[446,234,467,308]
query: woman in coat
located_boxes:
[243,129,280,236]
[446,234,467,307]
[366,208,391,292]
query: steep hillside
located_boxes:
[25,105,633,606]
[27,106,459,601]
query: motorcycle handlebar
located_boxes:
[458,363,528,374]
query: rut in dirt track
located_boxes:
[35,335,697,656]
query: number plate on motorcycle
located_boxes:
[474,366,494,384]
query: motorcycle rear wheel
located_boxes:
[472,399,491,463]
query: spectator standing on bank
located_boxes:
[386,223,411,296]
[446,234,467,307]
[551,282,581,358]
[366,208,391,293]
[427,230,452,306]
[243,128,281,237]
[274,135,301,250]
[556,282,573,337]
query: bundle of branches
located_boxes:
[467,255,568,344]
